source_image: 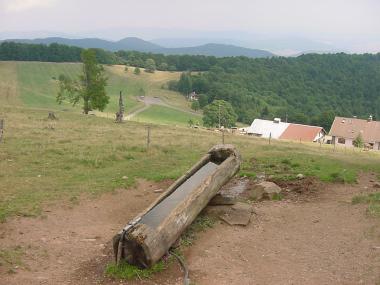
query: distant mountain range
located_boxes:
[1,37,274,58]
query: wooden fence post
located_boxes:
[147,125,151,150]
[0,119,3,143]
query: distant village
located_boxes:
[237,116,380,151]
[188,91,380,151]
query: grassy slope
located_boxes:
[0,105,380,221]
[2,62,191,122]
[134,105,201,126]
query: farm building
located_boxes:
[247,118,289,138]
[247,118,325,142]
[329,116,380,150]
[279,124,325,142]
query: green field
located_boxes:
[1,105,380,221]
[0,61,194,123]
[134,105,201,126]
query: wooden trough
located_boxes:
[113,144,241,268]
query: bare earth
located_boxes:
[1,174,379,285]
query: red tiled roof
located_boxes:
[329,117,380,142]
[279,124,324,142]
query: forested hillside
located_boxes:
[1,41,379,129]
[173,53,380,129]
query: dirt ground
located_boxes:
[1,174,380,285]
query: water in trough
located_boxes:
[140,161,219,228]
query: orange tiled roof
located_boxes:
[279,124,324,142]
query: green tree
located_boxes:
[198,94,208,108]
[145,58,156,73]
[134,66,141,75]
[158,62,168,71]
[353,133,364,148]
[202,100,237,128]
[57,49,109,114]
[191,100,200,111]
[178,72,192,95]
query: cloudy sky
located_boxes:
[0,0,379,53]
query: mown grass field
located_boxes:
[1,104,380,222]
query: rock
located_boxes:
[219,202,254,226]
[255,173,266,183]
[296,174,305,179]
[153,189,164,193]
[122,176,128,180]
[250,181,282,200]
[209,193,236,205]
[373,182,380,188]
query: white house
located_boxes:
[247,118,290,139]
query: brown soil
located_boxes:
[1,174,380,285]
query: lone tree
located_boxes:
[57,49,109,114]
[191,100,200,112]
[178,72,192,95]
[145,58,156,73]
[202,100,237,128]
[134,67,141,75]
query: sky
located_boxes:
[0,0,379,54]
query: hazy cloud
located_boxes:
[1,0,56,12]
[0,0,379,52]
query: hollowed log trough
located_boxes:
[113,144,241,268]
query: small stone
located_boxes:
[37,174,41,178]
[250,181,282,200]
[122,176,128,180]
[153,189,164,193]
[296,174,305,179]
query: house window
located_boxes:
[337,137,345,144]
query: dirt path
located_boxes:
[1,174,379,285]
[125,96,200,120]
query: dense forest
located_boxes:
[1,41,379,129]
[173,54,380,129]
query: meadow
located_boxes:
[1,104,380,222]
[1,61,380,222]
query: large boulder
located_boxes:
[250,181,282,200]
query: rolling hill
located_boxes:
[0,61,200,126]
[2,37,274,58]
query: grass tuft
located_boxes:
[352,192,380,217]
[105,260,166,280]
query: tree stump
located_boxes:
[47,112,57,120]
